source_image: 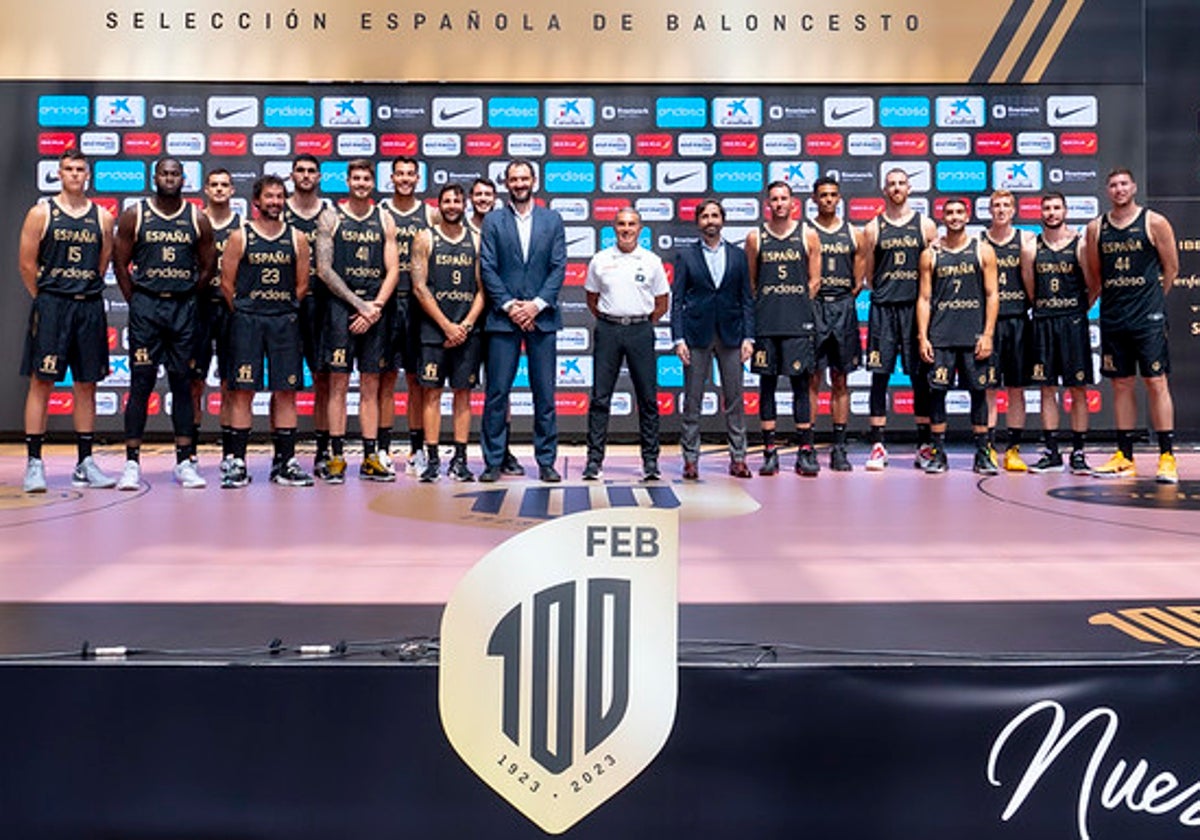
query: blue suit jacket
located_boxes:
[479,204,567,333]
[670,240,754,348]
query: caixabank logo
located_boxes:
[440,508,678,834]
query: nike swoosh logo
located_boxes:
[1054,104,1091,120]
[662,171,699,185]
[567,237,589,247]
[829,105,867,121]
[214,105,253,120]
[439,105,477,121]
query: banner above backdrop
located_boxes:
[3,1,1134,84]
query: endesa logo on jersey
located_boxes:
[636,197,673,222]
[1017,132,1056,156]
[421,133,461,157]
[636,134,673,156]
[656,97,707,129]
[487,97,539,129]
[879,97,930,128]
[993,160,1043,191]
[263,96,314,128]
[848,133,886,156]
[848,197,886,221]
[337,133,376,156]
[721,134,760,156]
[806,134,844,155]
[166,132,205,156]
[295,133,334,156]
[592,133,632,157]
[550,198,589,222]
[208,134,248,156]
[545,97,595,128]
[122,132,162,156]
[95,95,146,127]
[252,132,292,156]
[1060,132,1099,155]
[207,96,258,127]
[762,133,801,156]
[889,133,928,155]
[676,133,717,157]
[601,162,652,194]
[38,132,75,155]
[465,134,504,157]
[657,162,707,193]
[1047,95,1097,127]
[713,162,763,193]
[432,97,483,128]
[593,198,632,220]
[932,132,971,156]
[823,96,873,128]
[712,97,763,128]
[508,133,547,157]
[551,133,590,156]
[544,162,596,194]
[380,133,418,156]
[320,96,370,128]
[79,132,119,156]
[767,161,818,192]
[935,95,985,128]
[93,161,145,193]
[38,95,89,127]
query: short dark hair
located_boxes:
[942,197,968,212]
[392,156,418,173]
[1107,167,1135,182]
[206,168,232,185]
[253,174,287,201]
[1040,191,1067,206]
[694,198,725,221]
[766,180,792,195]
[812,175,840,193]
[60,148,87,164]
[470,177,495,193]
[292,154,319,169]
[346,158,374,177]
[505,159,535,180]
[439,182,465,202]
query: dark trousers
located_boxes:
[587,319,659,466]
[483,329,558,469]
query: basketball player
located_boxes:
[807,175,865,472]
[982,190,1036,472]
[219,175,312,487]
[379,156,434,479]
[284,155,333,478]
[861,168,938,470]
[916,198,998,474]
[196,168,241,474]
[411,183,485,482]
[17,149,116,492]
[1085,168,1180,482]
[744,181,822,476]
[314,159,399,483]
[1028,193,1094,474]
[113,157,215,490]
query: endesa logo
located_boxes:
[676,133,716,157]
[848,133,886,156]
[263,97,314,128]
[487,96,539,129]
[208,134,248,156]
[466,134,504,157]
[713,162,763,193]
[166,132,205,156]
[848,197,886,221]
[657,162,707,193]
[593,133,632,157]
[935,95,985,128]
[879,97,930,128]
[508,133,547,156]
[656,97,707,129]
[762,133,801,156]
[721,134,760,156]
[294,133,334,155]
[93,161,145,193]
[657,356,684,387]
[975,133,1013,155]
[601,162,652,194]
[1060,132,1099,155]
[992,160,1043,192]
[551,133,590,156]
[207,96,258,127]
[336,133,376,156]
[712,97,763,128]
[806,134,844,155]
[767,161,819,192]
[593,198,632,221]
[543,162,596,194]
[380,133,418,156]
[38,95,89,127]
[545,97,595,128]
[320,96,370,128]
[636,134,674,156]
[38,132,76,155]
[95,95,146,127]
[80,132,119,156]
[889,133,928,155]
[122,132,162,156]
[319,162,349,194]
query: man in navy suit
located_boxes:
[479,160,567,482]
[671,199,755,479]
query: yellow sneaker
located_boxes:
[323,455,347,485]
[1157,452,1179,485]
[1092,451,1136,478]
[1003,447,1028,472]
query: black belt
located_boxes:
[134,287,194,300]
[43,290,103,302]
[598,313,651,326]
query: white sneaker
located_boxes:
[173,459,207,489]
[72,456,117,489]
[378,449,395,475]
[116,460,141,491]
[405,448,428,477]
[23,457,47,493]
[865,442,889,471]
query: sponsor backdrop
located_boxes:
[2,0,1197,437]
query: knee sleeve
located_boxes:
[167,370,194,438]
[928,388,948,425]
[912,372,931,418]
[759,374,778,422]
[969,388,988,427]
[124,366,158,439]
[869,373,889,418]
[789,374,810,424]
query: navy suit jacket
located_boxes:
[670,240,754,348]
[479,204,567,333]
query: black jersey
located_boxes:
[234,222,298,314]
[871,212,925,305]
[1098,208,1166,330]
[207,211,242,299]
[929,239,986,348]
[814,219,856,301]
[381,198,432,295]
[985,230,1029,318]
[420,226,478,344]
[284,197,328,274]
[1033,234,1087,319]
[132,200,201,294]
[332,205,387,298]
[37,198,105,296]
[754,222,813,336]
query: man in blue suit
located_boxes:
[479,160,567,482]
[671,199,755,479]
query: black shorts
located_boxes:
[321,297,395,375]
[813,296,861,373]
[1100,322,1170,379]
[866,302,918,376]
[227,310,304,392]
[992,314,1032,388]
[299,290,327,377]
[929,347,995,391]
[21,293,110,383]
[193,296,231,383]
[392,292,422,374]
[127,292,198,378]
[1031,314,1094,387]
[418,335,483,389]
[750,335,815,376]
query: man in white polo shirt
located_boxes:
[583,207,670,481]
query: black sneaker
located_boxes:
[759,448,780,476]
[447,456,475,482]
[273,458,314,487]
[419,457,441,483]
[830,445,852,472]
[1069,450,1090,475]
[973,447,999,475]
[581,461,602,481]
[221,457,250,489]
[795,446,820,476]
[1029,450,1065,473]
[924,447,949,474]
[641,461,661,481]
[500,450,525,476]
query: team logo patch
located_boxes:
[1050,482,1200,512]
[440,508,678,834]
